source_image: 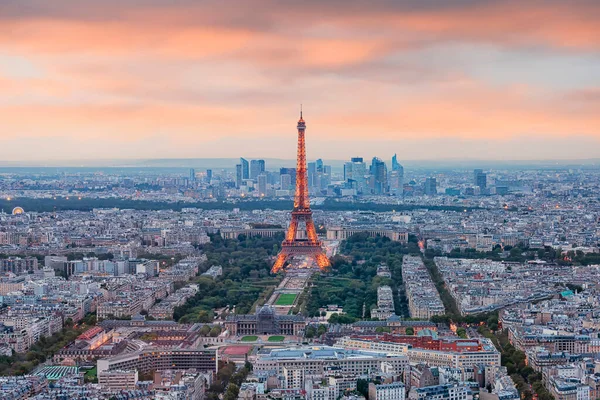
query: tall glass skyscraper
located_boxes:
[344,157,367,193]
[424,177,437,196]
[240,158,249,180]
[370,157,388,195]
[235,164,243,188]
[280,167,296,188]
[390,154,404,196]
[250,159,265,179]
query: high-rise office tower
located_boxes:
[280,167,296,187]
[474,169,483,184]
[235,164,243,188]
[474,169,487,190]
[307,162,316,187]
[206,169,212,183]
[343,161,353,182]
[240,158,249,180]
[370,157,388,195]
[189,168,196,182]
[250,159,266,179]
[280,174,292,190]
[390,154,404,196]
[321,165,332,189]
[392,154,402,171]
[424,177,437,196]
[312,159,331,190]
[316,159,324,173]
[257,174,267,196]
[350,157,367,194]
[267,171,278,186]
[389,170,404,197]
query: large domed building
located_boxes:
[224,304,305,336]
[12,207,24,215]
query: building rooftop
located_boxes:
[260,346,405,361]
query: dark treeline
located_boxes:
[478,326,553,400]
[422,252,500,327]
[426,244,600,268]
[0,197,479,213]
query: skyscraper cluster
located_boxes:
[235,158,267,191]
[307,159,332,191]
[343,154,404,196]
[234,157,332,197]
[231,153,410,198]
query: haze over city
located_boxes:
[2,2,600,400]
[1,0,599,162]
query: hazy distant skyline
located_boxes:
[1,0,599,162]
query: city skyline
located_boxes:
[1,0,599,162]
[1,2,600,395]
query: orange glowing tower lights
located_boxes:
[271,108,330,273]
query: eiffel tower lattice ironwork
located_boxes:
[271,109,330,273]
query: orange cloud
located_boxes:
[0,101,291,143]
[2,1,597,61]
[0,1,598,161]
[295,1,600,51]
[314,80,600,139]
[0,19,258,58]
[1,79,596,145]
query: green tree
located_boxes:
[224,384,240,400]
[357,379,369,397]
[317,325,328,336]
[200,325,212,336]
[198,310,213,323]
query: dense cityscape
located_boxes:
[2,0,599,399]
[0,111,598,400]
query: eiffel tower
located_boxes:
[272,109,330,273]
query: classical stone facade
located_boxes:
[224,305,305,336]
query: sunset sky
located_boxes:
[1,0,599,163]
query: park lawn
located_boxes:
[268,336,285,342]
[275,293,297,306]
[241,336,258,342]
[84,366,97,383]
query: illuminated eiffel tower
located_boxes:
[271,109,330,273]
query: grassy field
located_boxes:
[241,336,258,342]
[275,293,297,306]
[268,336,285,342]
[84,366,97,383]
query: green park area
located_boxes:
[303,233,422,319]
[241,336,258,342]
[275,293,297,306]
[268,336,285,342]
[173,234,284,324]
[84,366,98,383]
